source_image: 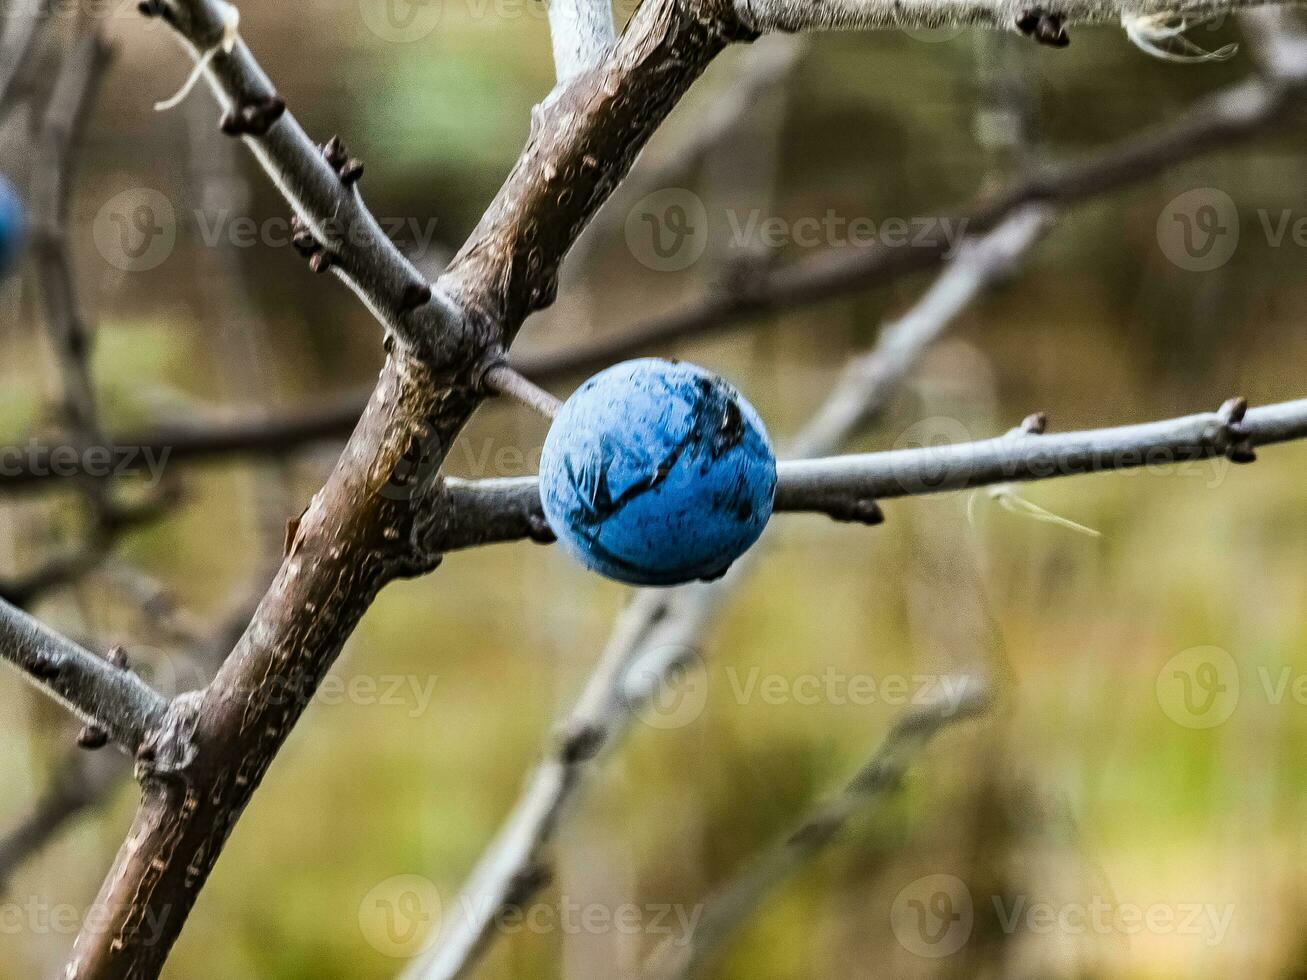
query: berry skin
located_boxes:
[539,358,777,586]
[0,176,24,279]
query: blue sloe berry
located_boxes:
[539,358,778,586]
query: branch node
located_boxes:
[219,95,286,138]
[401,282,434,314]
[1016,9,1070,47]
[290,218,319,258]
[526,511,557,545]
[77,725,109,751]
[321,135,348,168]
[320,137,364,185]
[107,645,131,671]
[556,722,605,764]
[1219,396,1256,463]
[1019,412,1048,435]
[284,514,302,558]
[339,159,365,186]
[135,691,203,783]
[816,496,886,526]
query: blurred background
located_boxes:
[2,1,1306,977]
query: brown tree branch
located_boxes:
[141,0,464,353]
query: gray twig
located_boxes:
[642,678,992,980]
[0,598,168,755]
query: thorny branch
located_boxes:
[0,0,1298,977]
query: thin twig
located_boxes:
[0,598,168,754]
[775,396,1303,505]
[642,677,992,980]
[144,0,464,353]
[31,30,112,448]
[483,363,564,419]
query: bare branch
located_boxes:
[427,395,1307,548]
[0,599,168,755]
[776,396,1307,506]
[0,573,263,893]
[426,205,1051,553]
[735,0,1297,35]
[53,0,1307,974]
[31,30,112,447]
[140,0,464,353]
[482,364,564,419]
[643,677,992,980]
